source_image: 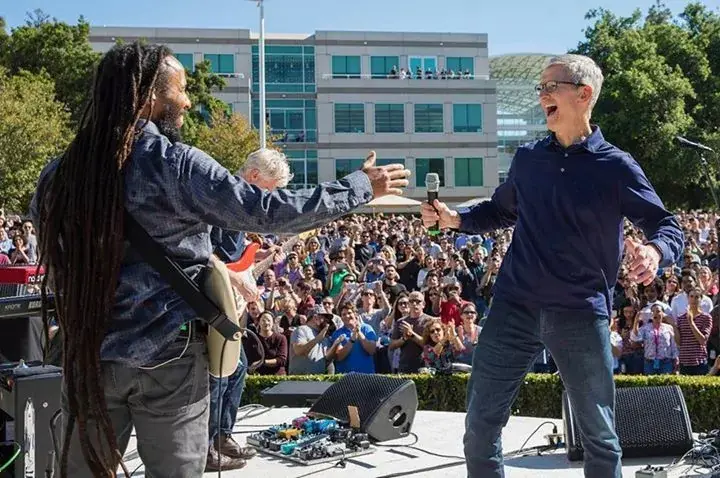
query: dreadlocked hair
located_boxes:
[37,41,173,478]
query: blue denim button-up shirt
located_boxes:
[459,125,683,316]
[30,120,373,366]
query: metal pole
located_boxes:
[258,0,267,149]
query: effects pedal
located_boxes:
[636,465,668,478]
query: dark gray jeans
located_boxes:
[60,336,210,477]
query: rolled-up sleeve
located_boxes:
[620,156,684,267]
[176,147,374,234]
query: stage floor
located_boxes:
[118,407,699,478]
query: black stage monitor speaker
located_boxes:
[563,385,693,461]
[260,380,333,407]
[307,373,418,442]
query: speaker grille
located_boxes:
[564,385,693,460]
[308,373,411,428]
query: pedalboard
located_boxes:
[636,465,668,478]
[246,416,375,465]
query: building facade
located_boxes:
[89,27,498,205]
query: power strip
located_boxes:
[636,465,668,478]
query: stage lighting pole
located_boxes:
[249,0,267,149]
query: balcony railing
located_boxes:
[322,73,490,80]
[272,129,317,143]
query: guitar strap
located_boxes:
[123,210,241,341]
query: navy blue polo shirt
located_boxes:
[459,126,684,316]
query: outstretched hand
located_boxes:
[362,151,411,198]
[624,237,661,286]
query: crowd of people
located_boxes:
[232,210,720,378]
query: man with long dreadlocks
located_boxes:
[30,41,410,477]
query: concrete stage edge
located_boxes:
[117,407,699,478]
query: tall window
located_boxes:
[415,158,445,187]
[336,159,365,179]
[453,104,483,133]
[375,104,404,133]
[332,56,361,78]
[408,56,437,75]
[204,54,234,74]
[414,104,443,133]
[252,45,315,93]
[446,57,474,75]
[335,104,365,133]
[252,99,317,143]
[175,53,194,71]
[455,158,484,186]
[286,150,318,189]
[370,56,400,78]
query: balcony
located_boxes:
[322,73,490,81]
[318,73,495,95]
[271,129,318,143]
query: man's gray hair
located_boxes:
[547,54,604,109]
[238,148,293,187]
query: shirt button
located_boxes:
[560,168,565,173]
[564,153,569,158]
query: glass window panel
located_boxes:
[371,56,399,78]
[416,158,445,187]
[204,54,219,73]
[375,104,404,133]
[453,104,483,132]
[332,56,361,77]
[336,159,365,180]
[455,158,484,186]
[307,159,318,185]
[409,57,422,73]
[414,104,443,133]
[446,57,474,75]
[269,111,285,129]
[287,111,304,129]
[335,104,365,133]
[175,53,194,71]
[218,54,234,74]
[425,57,437,72]
[289,160,305,185]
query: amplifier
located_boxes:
[0,362,62,477]
[260,381,333,408]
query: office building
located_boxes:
[89,27,499,205]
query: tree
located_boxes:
[573,2,720,208]
[193,110,276,173]
[181,60,230,145]
[0,68,72,212]
[0,10,100,124]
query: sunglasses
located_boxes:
[397,301,409,306]
[430,328,443,333]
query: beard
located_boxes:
[155,103,185,143]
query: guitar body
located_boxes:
[204,255,242,378]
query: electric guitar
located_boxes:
[204,234,302,378]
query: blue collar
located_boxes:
[543,124,605,153]
[136,119,161,135]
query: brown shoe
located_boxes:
[215,433,258,460]
[205,444,247,471]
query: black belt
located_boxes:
[178,320,208,340]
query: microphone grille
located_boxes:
[425,173,440,191]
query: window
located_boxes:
[252,99,317,143]
[455,158,484,186]
[414,104,443,133]
[446,57,474,75]
[175,53,194,71]
[415,158,445,187]
[335,104,365,133]
[204,54,234,74]
[374,104,404,133]
[408,56,437,76]
[285,150,318,189]
[332,56,361,78]
[370,56,400,78]
[336,159,365,180]
[252,45,315,93]
[453,104,483,133]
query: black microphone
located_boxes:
[425,173,441,236]
[676,136,714,153]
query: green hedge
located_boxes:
[242,373,720,432]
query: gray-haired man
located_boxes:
[421,54,683,477]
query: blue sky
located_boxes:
[4,0,719,55]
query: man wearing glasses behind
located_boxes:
[421,54,683,478]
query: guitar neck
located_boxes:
[252,236,300,280]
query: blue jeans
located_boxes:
[643,358,674,375]
[208,345,247,443]
[463,299,622,478]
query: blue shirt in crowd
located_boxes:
[459,126,683,316]
[30,120,374,367]
[331,323,377,374]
